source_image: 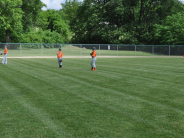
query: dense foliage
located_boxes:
[0,0,184,48]
[70,0,184,44]
[0,0,23,43]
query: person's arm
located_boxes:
[4,49,8,54]
[92,51,96,57]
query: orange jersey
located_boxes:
[92,51,96,57]
[57,51,63,58]
[4,48,7,54]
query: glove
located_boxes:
[59,59,62,62]
[0,53,3,55]
[90,52,93,56]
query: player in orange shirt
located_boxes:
[57,48,63,68]
[2,45,8,64]
[90,47,97,71]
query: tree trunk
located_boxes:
[6,30,10,43]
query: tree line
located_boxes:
[1,0,184,47]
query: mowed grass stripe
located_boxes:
[1,58,184,137]
[98,64,184,95]
[97,58,184,86]
[65,58,184,84]
[96,58,184,110]
[9,58,184,134]
[0,63,83,137]
[0,58,181,103]
[60,58,184,111]
[7,59,184,137]
[8,58,184,115]
[9,58,176,108]
[2,59,137,137]
[92,68,184,106]
[2,59,126,137]
[0,65,74,137]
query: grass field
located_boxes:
[1,57,184,137]
[0,47,161,57]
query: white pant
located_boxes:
[58,57,62,65]
[91,57,96,68]
[2,54,7,64]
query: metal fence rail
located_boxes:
[0,43,184,57]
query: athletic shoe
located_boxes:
[94,68,96,71]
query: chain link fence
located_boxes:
[0,43,184,57]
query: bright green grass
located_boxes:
[1,58,184,137]
[0,47,160,57]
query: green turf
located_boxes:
[0,47,161,57]
[0,58,184,137]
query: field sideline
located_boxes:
[0,55,183,59]
[1,58,184,137]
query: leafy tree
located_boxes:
[102,0,180,44]
[0,0,23,43]
[37,10,70,42]
[21,0,46,32]
[71,0,183,44]
[154,12,184,45]
[71,0,110,43]
[20,29,65,44]
[0,28,6,43]
[61,0,82,22]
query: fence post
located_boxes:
[20,44,22,57]
[80,45,82,56]
[117,45,118,56]
[135,45,136,56]
[99,45,100,56]
[41,44,43,56]
[152,45,154,56]
[169,46,170,56]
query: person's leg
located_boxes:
[93,57,96,71]
[2,54,5,64]
[58,57,62,68]
[91,59,93,70]
[58,58,60,68]
[5,54,7,64]
[60,57,62,68]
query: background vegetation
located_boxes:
[1,0,184,54]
